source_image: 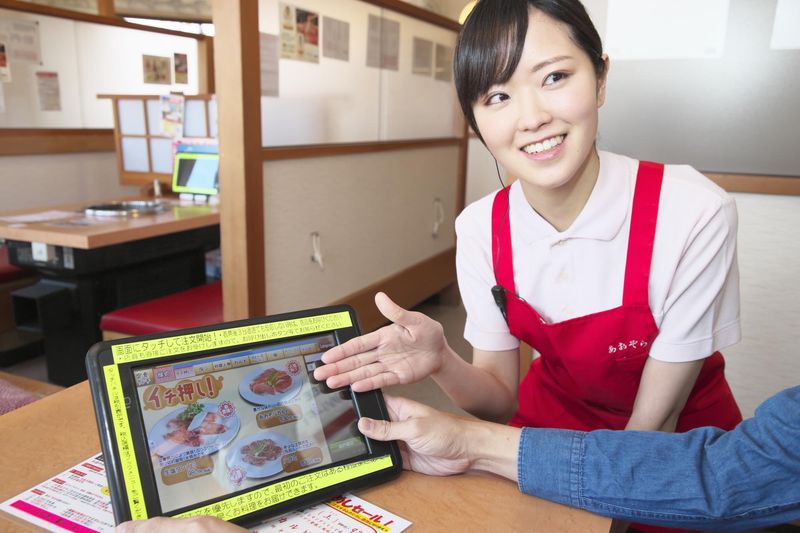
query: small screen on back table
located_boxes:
[133,334,367,513]
[175,156,218,192]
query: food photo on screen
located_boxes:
[133,334,369,513]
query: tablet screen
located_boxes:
[132,333,367,514]
[172,153,219,195]
[87,306,401,525]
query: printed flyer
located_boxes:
[0,454,411,533]
[0,41,10,82]
[160,94,185,138]
[279,3,319,63]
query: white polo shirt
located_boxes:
[456,150,741,363]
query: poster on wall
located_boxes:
[0,41,10,82]
[259,33,279,97]
[143,54,171,84]
[279,4,319,63]
[0,17,41,64]
[434,43,453,82]
[160,94,184,138]
[0,81,6,113]
[279,3,297,59]
[412,37,433,76]
[35,71,61,111]
[366,14,399,70]
[295,8,319,63]
[322,16,349,62]
[174,52,188,84]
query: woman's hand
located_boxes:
[313,293,449,392]
[116,516,247,532]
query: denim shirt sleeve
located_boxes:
[517,386,800,531]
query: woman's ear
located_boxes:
[597,54,610,107]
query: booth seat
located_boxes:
[100,281,223,340]
[0,246,31,285]
[0,246,36,333]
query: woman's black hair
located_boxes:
[454,0,604,141]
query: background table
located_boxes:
[0,198,219,385]
[0,382,611,532]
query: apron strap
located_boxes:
[491,186,516,294]
[622,161,665,306]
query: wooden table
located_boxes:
[0,198,220,385]
[0,197,219,250]
[0,383,611,532]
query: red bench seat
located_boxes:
[0,247,31,285]
[100,281,223,338]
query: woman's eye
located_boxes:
[486,92,509,105]
[544,72,568,86]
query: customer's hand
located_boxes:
[358,395,473,476]
[360,395,521,481]
[116,516,247,532]
[314,293,449,392]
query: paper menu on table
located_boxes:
[0,454,114,533]
[256,493,411,532]
[0,454,411,533]
[0,210,76,224]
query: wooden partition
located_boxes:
[213,0,266,321]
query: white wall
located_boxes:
[0,8,199,129]
[0,153,138,212]
[263,146,459,314]
[258,0,459,145]
[724,193,800,417]
[465,137,506,206]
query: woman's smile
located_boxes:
[520,134,566,160]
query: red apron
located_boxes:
[492,161,742,533]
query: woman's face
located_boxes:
[472,9,607,193]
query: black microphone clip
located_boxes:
[491,285,508,324]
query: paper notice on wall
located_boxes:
[0,17,41,64]
[295,8,319,63]
[434,44,453,82]
[366,15,400,71]
[174,52,188,84]
[322,16,350,62]
[0,41,10,82]
[35,71,61,111]
[260,33,280,97]
[279,3,297,59]
[143,54,171,84]
[412,37,433,76]
[160,94,185,137]
[279,4,319,63]
[0,80,5,113]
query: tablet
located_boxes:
[171,151,219,196]
[86,305,402,527]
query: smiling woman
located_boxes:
[312,2,745,532]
